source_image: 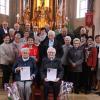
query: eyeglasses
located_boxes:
[48,52,55,54]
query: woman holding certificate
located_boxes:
[13,48,37,100]
[41,47,64,100]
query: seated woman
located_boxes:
[12,48,37,100]
[41,47,64,100]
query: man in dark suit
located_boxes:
[0,21,9,44]
[41,47,64,100]
[14,23,23,37]
[41,30,63,59]
[25,23,33,36]
[56,27,74,45]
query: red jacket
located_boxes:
[22,44,39,62]
[86,47,97,68]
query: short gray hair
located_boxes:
[48,30,55,37]
[21,48,29,53]
[64,36,71,42]
[47,47,56,54]
[9,28,15,33]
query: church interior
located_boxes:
[0,0,100,100]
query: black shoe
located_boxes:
[95,92,100,96]
[91,88,97,91]
[74,90,79,94]
[84,90,91,94]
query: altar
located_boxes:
[18,0,66,29]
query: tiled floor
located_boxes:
[67,93,100,100]
[0,89,8,100]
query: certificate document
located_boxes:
[20,67,31,81]
[47,68,57,81]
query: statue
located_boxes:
[23,4,30,24]
[36,0,50,28]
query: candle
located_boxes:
[16,13,20,23]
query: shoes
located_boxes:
[91,88,97,91]
[95,92,100,96]
[74,90,79,94]
[84,90,91,94]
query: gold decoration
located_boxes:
[23,4,30,24]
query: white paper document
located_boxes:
[20,67,31,81]
[47,68,57,81]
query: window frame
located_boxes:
[0,0,9,15]
[76,0,88,18]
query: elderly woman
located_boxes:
[33,27,47,46]
[41,47,64,100]
[0,34,15,87]
[12,48,37,100]
[61,36,72,81]
[67,38,84,94]
[12,33,22,59]
[9,28,15,42]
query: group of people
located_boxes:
[0,21,100,100]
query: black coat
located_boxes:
[40,57,64,80]
[56,33,75,45]
[0,27,9,44]
[40,38,63,59]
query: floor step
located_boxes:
[0,89,8,100]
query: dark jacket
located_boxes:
[56,33,75,45]
[0,27,9,44]
[12,57,37,81]
[40,57,64,80]
[41,38,63,59]
[67,47,84,72]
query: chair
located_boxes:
[31,84,44,100]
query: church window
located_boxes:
[0,0,9,15]
[76,0,88,18]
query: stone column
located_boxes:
[9,0,17,27]
[94,0,100,35]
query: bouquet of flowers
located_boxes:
[4,82,20,100]
[59,81,73,100]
